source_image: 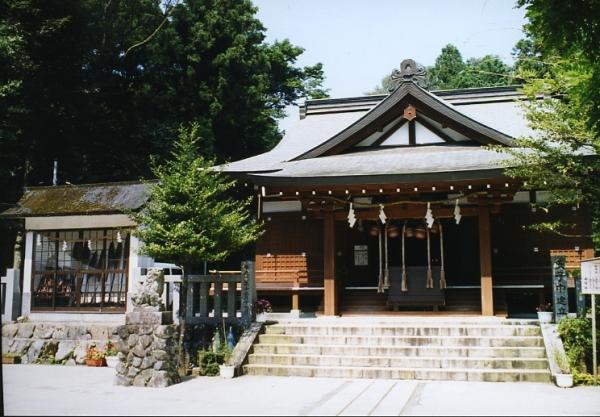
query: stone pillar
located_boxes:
[21,231,34,316]
[114,308,180,388]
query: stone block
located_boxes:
[132,369,154,387]
[17,323,35,338]
[74,342,89,365]
[32,323,54,339]
[52,325,68,340]
[127,334,139,349]
[153,360,166,371]
[155,325,175,339]
[89,326,110,341]
[114,375,132,386]
[126,311,172,325]
[115,325,129,339]
[25,340,45,364]
[147,371,177,388]
[116,362,126,375]
[139,335,153,349]
[65,359,77,366]
[152,337,167,350]
[132,357,142,368]
[126,351,135,365]
[66,325,90,340]
[10,339,32,355]
[151,349,168,361]
[141,356,156,370]
[2,323,18,338]
[132,343,146,358]
[127,367,140,378]
[55,341,76,362]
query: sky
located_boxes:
[252,0,528,130]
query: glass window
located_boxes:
[31,228,130,312]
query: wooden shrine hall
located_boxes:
[223,59,594,317]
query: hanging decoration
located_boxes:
[377,226,384,293]
[401,221,408,292]
[117,231,123,243]
[36,233,42,247]
[426,223,434,289]
[383,223,390,290]
[87,239,93,250]
[347,203,357,228]
[438,220,447,289]
[454,198,462,225]
[378,204,387,224]
[425,202,434,228]
[62,240,68,252]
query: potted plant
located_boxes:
[85,343,107,367]
[2,352,21,364]
[104,340,119,368]
[254,299,272,322]
[218,347,235,379]
[536,302,553,323]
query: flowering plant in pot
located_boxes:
[104,340,119,368]
[536,302,553,323]
[254,299,272,322]
[85,344,106,367]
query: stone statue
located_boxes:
[132,267,165,309]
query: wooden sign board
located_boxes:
[581,257,600,294]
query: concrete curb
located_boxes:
[539,322,574,388]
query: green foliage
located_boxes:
[196,345,231,376]
[495,1,600,246]
[427,44,466,90]
[557,314,599,384]
[131,123,262,267]
[0,0,327,207]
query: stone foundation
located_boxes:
[113,309,180,388]
[1,322,118,365]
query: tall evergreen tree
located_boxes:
[427,44,465,90]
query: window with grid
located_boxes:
[32,229,130,312]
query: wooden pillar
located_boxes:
[291,293,300,311]
[478,204,494,316]
[323,211,338,316]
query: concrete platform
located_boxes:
[2,365,600,416]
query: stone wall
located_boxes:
[113,310,180,388]
[1,322,118,365]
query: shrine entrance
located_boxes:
[338,215,480,313]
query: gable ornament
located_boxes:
[390,58,428,90]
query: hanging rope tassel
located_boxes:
[439,220,447,289]
[401,221,408,292]
[426,223,434,289]
[383,223,390,290]
[377,226,384,293]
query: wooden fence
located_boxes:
[185,261,256,326]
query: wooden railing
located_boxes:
[185,261,255,326]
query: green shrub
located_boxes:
[557,311,599,385]
[197,347,231,376]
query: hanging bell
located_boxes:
[369,225,380,237]
[404,226,414,238]
[414,226,427,240]
[430,222,440,234]
[387,224,399,238]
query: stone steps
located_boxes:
[264,324,542,337]
[252,343,548,358]
[257,333,545,347]
[248,353,550,369]
[244,364,552,382]
[245,320,552,382]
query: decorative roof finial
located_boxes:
[390,58,428,90]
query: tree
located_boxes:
[130,123,262,368]
[495,0,600,247]
[427,44,465,90]
[0,0,327,206]
[367,44,513,94]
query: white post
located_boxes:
[127,235,141,312]
[593,294,597,385]
[21,231,34,316]
[1,269,21,321]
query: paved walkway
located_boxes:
[2,365,600,416]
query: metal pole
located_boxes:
[593,294,597,385]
